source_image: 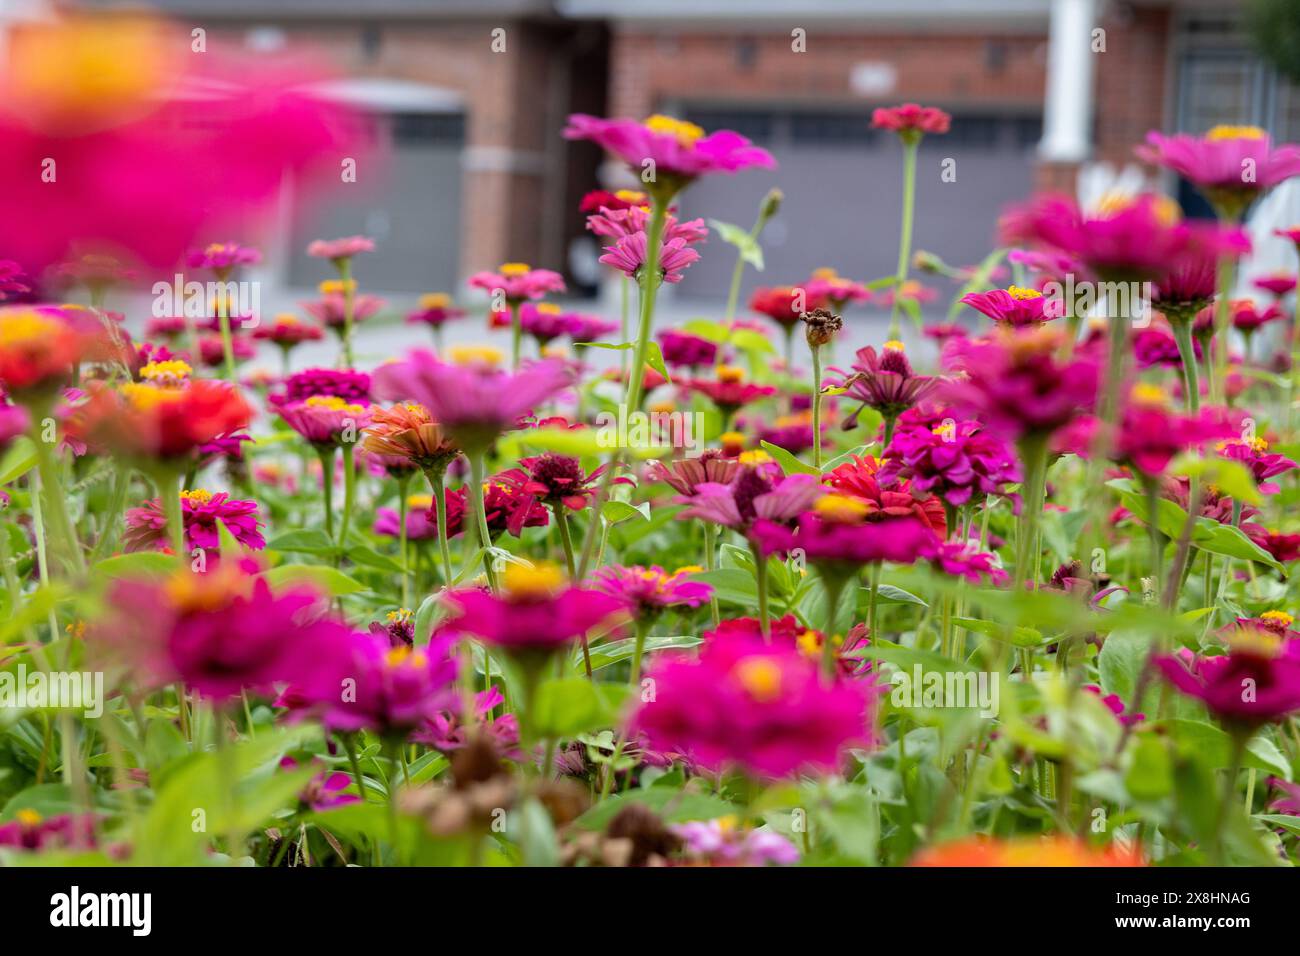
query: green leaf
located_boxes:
[532,678,629,738]
[0,437,36,486]
[574,788,737,830]
[1125,734,1173,801]
[91,551,177,580]
[759,440,818,476]
[345,544,404,574]
[951,617,1046,647]
[601,500,650,525]
[264,564,367,596]
[583,634,702,672]
[708,219,764,271]
[266,529,336,555]
[687,568,757,605]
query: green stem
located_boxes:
[751,541,770,640]
[426,467,454,587]
[216,298,236,383]
[574,196,670,578]
[554,506,576,578]
[821,572,847,679]
[467,452,499,592]
[1014,434,1049,590]
[397,473,411,608]
[702,523,720,627]
[161,471,185,558]
[886,138,919,341]
[810,342,824,471]
[1170,314,1201,412]
[339,258,355,369]
[1209,240,1239,406]
[629,617,651,687]
[317,448,336,540]
[337,443,356,553]
[509,301,522,372]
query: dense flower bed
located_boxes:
[3,16,1300,868]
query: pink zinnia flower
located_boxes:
[1112,385,1236,476]
[1253,272,1296,298]
[564,114,775,195]
[1155,630,1300,727]
[1083,685,1145,727]
[123,489,264,554]
[674,465,823,533]
[1138,127,1300,215]
[1217,437,1297,495]
[372,350,573,452]
[307,236,375,262]
[753,496,936,572]
[1001,193,1246,281]
[629,631,876,779]
[564,312,620,343]
[592,565,714,619]
[187,242,261,276]
[836,342,936,425]
[252,313,325,348]
[672,819,800,866]
[871,103,952,139]
[302,291,387,330]
[95,561,355,701]
[881,416,1020,507]
[645,451,740,496]
[405,293,466,329]
[599,233,701,284]
[273,367,371,405]
[444,563,624,656]
[467,263,565,304]
[939,326,1099,441]
[657,329,718,369]
[805,267,871,310]
[276,395,372,448]
[374,496,438,541]
[961,286,1059,326]
[1229,298,1285,334]
[925,539,1007,585]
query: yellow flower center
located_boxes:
[0,310,63,347]
[933,420,956,439]
[644,114,704,147]
[814,493,870,523]
[1207,125,1266,141]
[649,400,676,415]
[1096,191,1181,226]
[180,488,213,504]
[273,313,300,326]
[503,561,566,599]
[15,809,42,827]
[120,381,183,411]
[385,645,428,669]
[1260,610,1294,628]
[737,449,771,466]
[716,364,745,383]
[720,431,746,447]
[882,339,906,353]
[735,657,783,702]
[305,395,365,415]
[614,189,648,205]
[796,629,822,658]
[386,608,413,624]
[1226,626,1282,658]
[499,262,531,277]
[319,278,356,295]
[1129,383,1168,408]
[406,494,433,509]
[139,359,192,386]
[536,303,562,315]
[812,267,841,280]
[672,565,703,577]
[446,345,503,367]
[418,292,452,309]
[1007,285,1043,300]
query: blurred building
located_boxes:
[19,0,1300,298]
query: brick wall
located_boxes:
[607,29,1048,119]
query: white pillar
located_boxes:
[1039,0,1098,163]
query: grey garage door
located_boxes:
[288,111,464,293]
[672,108,1041,300]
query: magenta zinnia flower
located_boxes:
[753,495,936,574]
[837,342,936,426]
[592,565,714,619]
[467,263,565,304]
[881,416,1020,507]
[939,326,1099,441]
[276,395,372,448]
[187,242,261,276]
[629,631,876,779]
[123,489,265,554]
[272,367,371,405]
[444,563,625,656]
[871,103,951,139]
[307,235,375,263]
[925,539,1008,585]
[564,114,775,196]
[961,286,1059,326]
[1217,437,1297,494]
[600,233,702,284]
[674,465,823,533]
[1155,630,1300,728]
[1138,127,1300,217]
[372,350,572,452]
